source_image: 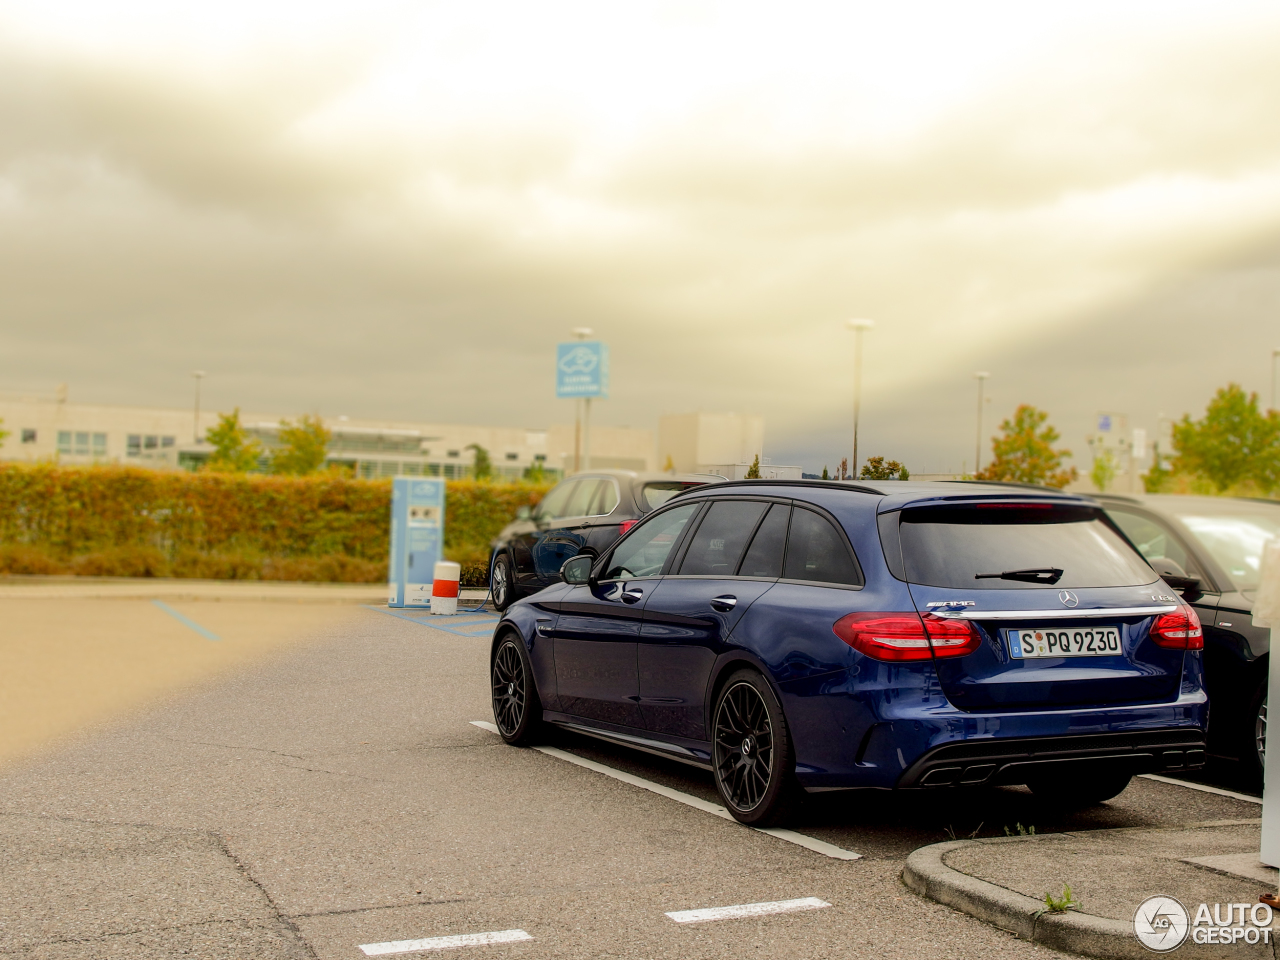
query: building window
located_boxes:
[21,428,36,444]
[127,435,142,456]
[161,436,175,448]
[57,431,72,454]
[144,435,158,450]
[534,453,547,463]
[92,433,106,456]
[447,450,459,458]
[505,452,519,460]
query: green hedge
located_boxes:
[0,464,551,585]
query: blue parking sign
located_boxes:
[556,341,609,398]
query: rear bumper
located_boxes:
[896,728,1206,788]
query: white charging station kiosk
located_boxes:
[1255,541,1280,867]
[388,477,445,608]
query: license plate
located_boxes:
[1008,627,1122,659]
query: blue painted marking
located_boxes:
[152,600,221,641]
[367,606,500,638]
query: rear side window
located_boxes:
[605,504,699,580]
[642,481,704,511]
[782,508,861,585]
[593,480,620,516]
[899,504,1157,589]
[679,501,767,576]
[1107,508,1198,576]
[738,503,790,578]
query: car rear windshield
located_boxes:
[897,503,1157,590]
[642,481,704,511]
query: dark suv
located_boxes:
[489,480,1209,826]
[489,470,716,610]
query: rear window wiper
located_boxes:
[975,567,1064,585]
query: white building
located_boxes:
[0,387,655,479]
[657,412,802,480]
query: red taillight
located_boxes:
[1150,607,1204,650]
[833,612,980,662]
[619,519,638,536]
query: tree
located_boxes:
[271,414,331,475]
[821,465,830,480]
[1144,442,1173,493]
[205,409,263,473]
[974,404,1077,489]
[745,454,761,479]
[522,461,546,483]
[838,457,849,480]
[662,454,675,474]
[1090,448,1117,492]
[467,443,493,480]
[1168,384,1280,493]
[859,456,909,480]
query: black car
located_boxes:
[489,470,717,610]
[1098,493,1280,782]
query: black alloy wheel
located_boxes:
[711,669,798,826]
[491,636,541,745]
[491,554,514,611]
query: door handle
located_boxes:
[710,596,737,612]
[621,587,644,604]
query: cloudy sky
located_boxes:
[3,1,1280,474]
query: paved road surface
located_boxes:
[0,603,1263,959]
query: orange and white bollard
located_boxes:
[430,561,462,615]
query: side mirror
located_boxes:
[1149,558,1202,601]
[516,505,532,521]
[560,555,593,585]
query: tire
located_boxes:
[491,553,515,612]
[1025,767,1132,807]
[1249,686,1267,786]
[711,669,800,827]
[491,634,542,746]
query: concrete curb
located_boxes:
[902,836,1271,959]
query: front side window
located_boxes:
[1176,508,1280,592]
[605,503,699,580]
[899,504,1155,590]
[534,480,577,521]
[678,500,766,576]
[782,508,861,585]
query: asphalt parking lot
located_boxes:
[0,596,1266,959]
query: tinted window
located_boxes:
[563,478,603,518]
[738,503,790,578]
[678,501,767,576]
[642,481,704,511]
[534,480,576,520]
[1107,509,1197,575]
[899,504,1156,589]
[605,504,699,580]
[783,508,860,585]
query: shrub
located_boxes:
[0,464,552,583]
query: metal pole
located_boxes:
[974,372,990,475]
[583,398,591,472]
[192,370,206,443]
[569,327,593,474]
[846,319,873,480]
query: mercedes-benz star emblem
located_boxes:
[1058,590,1079,608]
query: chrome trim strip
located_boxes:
[930,604,1178,621]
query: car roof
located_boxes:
[674,478,1095,512]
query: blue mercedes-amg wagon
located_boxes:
[489,480,1208,826]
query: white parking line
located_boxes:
[470,720,861,860]
[1139,773,1262,805]
[358,929,532,956]
[666,897,831,924]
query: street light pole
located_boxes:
[191,370,206,443]
[571,327,593,473]
[974,371,990,475]
[1271,349,1280,413]
[846,319,874,480]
